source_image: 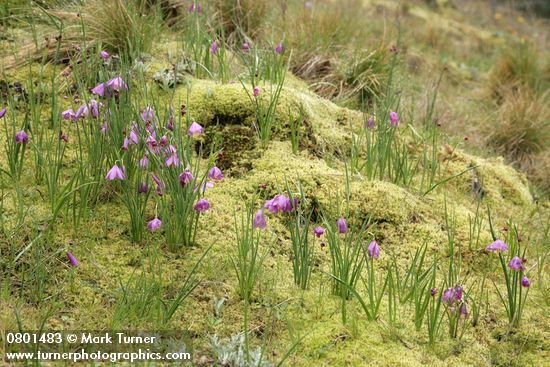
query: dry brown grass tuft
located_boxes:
[484,88,550,189]
[487,88,550,160]
[291,47,391,106]
[483,39,550,194]
[291,52,339,98]
[488,42,548,101]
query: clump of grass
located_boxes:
[232,203,267,302]
[341,47,391,105]
[284,0,365,55]
[111,244,211,328]
[179,4,230,82]
[211,0,268,42]
[231,203,268,362]
[281,0,391,106]
[284,181,314,290]
[292,45,391,107]
[84,0,164,59]
[483,40,550,196]
[484,88,550,168]
[291,51,334,94]
[486,211,532,328]
[488,42,549,101]
[239,40,289,147]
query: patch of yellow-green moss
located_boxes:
[439,145,533,208]
[153,75,361,159]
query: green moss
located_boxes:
[439,146,533,209]
[152,75,361,159]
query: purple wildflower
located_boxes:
[146,135,157,150]
[89,99,100,118]
[188,3,202,13]
[74,105,89,120]
[121,137,130,151]
[253,86,260,98]
[430,288,438,296]
[15,130,29,144]
[166,144,176,154]
[367,117,374,129]
[59,131,69,143]
[129,128,139,144]
[139,155,149,169]
[0,107,7,119]
[141,106,155,123]
[442,285,463,306]
[521,276,531,288]
[91,83,106,96]
[367,240,380,259]
[210,40,218,55]
[314,226,325,238]
[253,209,267,229]
[100,123,108,134]
[100,50,109,60]
[179,170,194,187]
[188,122,203,137]
[151,173,163,196]
[105,164,125,180]
[208,166,224,181]
[442,288,454,304]
[138,182,149,194]
[167,114,175,131]
[264,194,293,214]
[486,239,508,253]
[389,111,399,126]
[145,124,155,137]
[147,217,162,231]
[337,218,348,234]
[165,154,180,167]
[275,43,283,54]
[243,42,250,52]
[106,76,128,92]
[159,135,168,147]
[194,198,210,212]
[66,251,78,267]
[454,285,463,300]
[61,109,75,120]
[508,256,524,271]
